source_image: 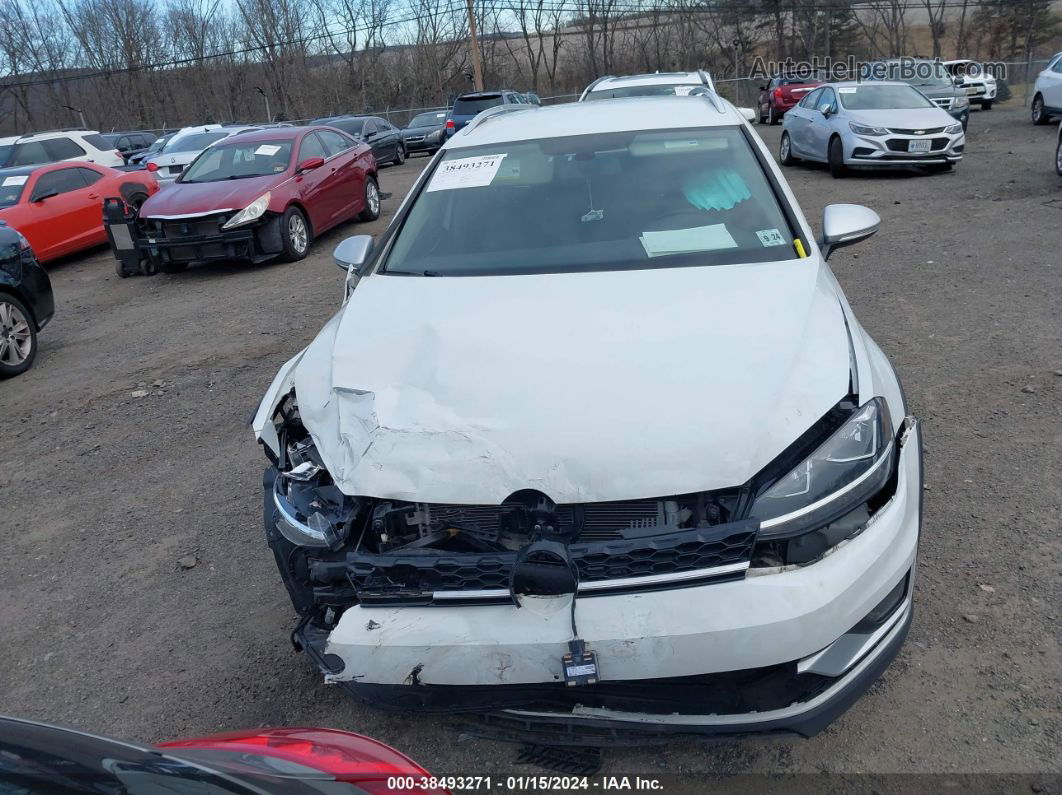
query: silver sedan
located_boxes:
[779,81,965,177]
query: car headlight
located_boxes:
[426,129,443,143]
[944,123,963,134]
[849,122,888,136]
[953,95,970,109]
[750,397,894,539]
[222,191,271,229]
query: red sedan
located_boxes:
[124,126,379,273]
[0,161,158,262]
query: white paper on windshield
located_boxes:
[756,228,787,247]
[838,87,857,94]
[640,224,737,258]
[427,154,507,192]
[3,175,28,186]
[255,144,282,156]
[673,85,695,96]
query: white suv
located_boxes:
[254,95,921,740]
[2,130,123,168]
[580,70,716,101]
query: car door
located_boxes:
[805,87,837,157]
[317,129,364,224]
[361,119,382,159]
[1042,56,1062,109]
[789,88,822,156]
[374,118,398,159]
[19,167,98,259]
[293,132,335,232]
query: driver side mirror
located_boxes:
[296,156,324,173]
[821,204,880,260]
[819,103,833,117]
[334,235,373,272]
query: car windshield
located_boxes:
[0,175,27,207]
[838,84,936,110]
[883,62,953,87]
[586,84,708,100]
[180,139,293,182]
[164,131,228,153]
[408,112,447,128]
[383,127,797,276]
[453,95,503,115]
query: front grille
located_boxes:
[405,135,425,143]
[150,215,231,239]
[932,97,952,109]
[421,501,669,542]
[885,137,949,152]
[887,126,944,135]
[318,522,757,604]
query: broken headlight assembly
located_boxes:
[271,395,363,550]
[749,398,896,565]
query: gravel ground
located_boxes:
[1,105,1059,785]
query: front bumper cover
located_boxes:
[107,209,286,267]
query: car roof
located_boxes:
[447,95,745,149]
[17,129,101,142]
[589,72,704,89]
[825,80,912,88]
[457,91,511,98]
[0,162,103,181]
[222,127,300,143]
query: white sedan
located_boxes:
[253,95,921,739]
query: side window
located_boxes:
[30,168,88,200]
[1053,57,1062,74]
[318,130,355,157]
[76,167,103,186]
[362,119,377,137]
[820,87,837,112]
[10,141,50,166]
[81,133,110,150]
[115,136,131,151]
[800,88,823,108]
[375,118,392,131]
[43,137,87,159]
[299,132,328,161]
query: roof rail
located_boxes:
[579,74,615,102]
[461,103,536,136]
[17,127,90,141]
[697,69,716,92]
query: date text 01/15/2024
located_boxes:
[385,775,665,790]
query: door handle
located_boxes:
[88,193,99,199]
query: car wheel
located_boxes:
[758,105,767,124]
[280,206,311,262]
[828,136,847,178]
[358,176,381,222]
[0,295,36,379]
[779,132,796,166]
[768,105,778,126]
[127,191,149,213]
[982,100,993,111]
[394,144,406,165]
[1056,136,1062,177]
[961,116,969,132]
[1032,94,1049,125]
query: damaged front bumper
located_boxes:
[106,208,287,268]
[265,417,921,740]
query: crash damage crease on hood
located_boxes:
[267,259,849,505]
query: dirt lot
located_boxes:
[1,105,1059,783]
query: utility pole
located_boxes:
[62,104,86,128]
[255,87,272,123]
[465,0,484,91]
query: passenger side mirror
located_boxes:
[297,156,324,173]
[820,204,880,260]
[334,235,373,272]
[819,103,833,117]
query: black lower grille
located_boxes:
[312,522,757,604]
[158,218,224,238]
[885,137,949,152]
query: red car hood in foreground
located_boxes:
[140,174,285,217]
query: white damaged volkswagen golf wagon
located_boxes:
[252,95,921,741]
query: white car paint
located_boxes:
[253,96,920,729]
[1032,52,1062,121]
[145,125,258,182]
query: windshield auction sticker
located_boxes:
[427,154,507,192]
[3,175,28,186]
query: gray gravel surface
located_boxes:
[1,105,1059,780]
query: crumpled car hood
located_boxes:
[280,259,849,504]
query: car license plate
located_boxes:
[908,139,932,153]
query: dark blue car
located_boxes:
[446,90,527,137]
